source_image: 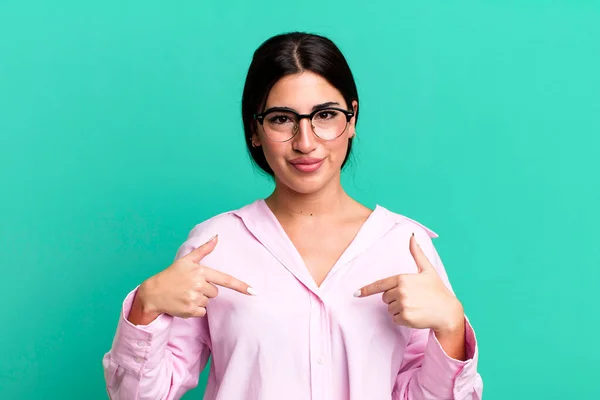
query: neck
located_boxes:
[265,177,351,219]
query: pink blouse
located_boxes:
[103,199,483,399]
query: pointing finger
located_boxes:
[354,277,398,297]
[203,267,257,296]
[186,235,219,263]
[409,233,434,273]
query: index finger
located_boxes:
[354,277,397,298]
[203,268,257,296]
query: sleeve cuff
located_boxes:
[418,315,480,398]
[109,287,175,375]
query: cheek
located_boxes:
[261,142,288,166]
[328,138,350,162]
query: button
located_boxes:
[316,356,325,364]
[137,340,147,347]
[133,356,143,364]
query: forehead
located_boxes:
[265,71,345,111]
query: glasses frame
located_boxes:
[253,106,355,142]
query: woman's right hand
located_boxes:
[128,235,255,324]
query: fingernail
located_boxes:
[247,287,258,296]
[207,234,218,242]
[412,232,415,237]
[353,289,362,297]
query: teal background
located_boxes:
[1,1,599,399]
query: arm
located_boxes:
[393,232,483,399]
[102,286,211,400]
[102,229,215,400]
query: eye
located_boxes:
[267,114,293,124]
[314,110,339,120]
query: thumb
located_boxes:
[409,233,434,273]
[186,234,218,263]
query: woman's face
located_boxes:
[252,71,357,195]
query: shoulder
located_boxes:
[173,201,258,259]
[185,210,241,240]
[376,204,439,239]
[375,205,447,275]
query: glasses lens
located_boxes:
[312,109,348,140]
[263,110,299,141]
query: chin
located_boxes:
[275,165,338,195]
[286,179,327,195]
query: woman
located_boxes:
[103,32,483,400]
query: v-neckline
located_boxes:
[239,199,396,296]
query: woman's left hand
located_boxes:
[355,234,464,335]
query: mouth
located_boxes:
[288,157,325,173]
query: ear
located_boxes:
[251,131,262,148]
[349,100,358,138]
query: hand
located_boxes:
[355,234,464,334]
[136,235,256,320]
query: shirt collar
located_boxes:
[232,199,406,296]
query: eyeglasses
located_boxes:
[253,106,354,142]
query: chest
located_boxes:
[204,233,417,361]
[285,222,363,287]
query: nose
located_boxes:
[292,117,317,153]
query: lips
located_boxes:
[289,157,324,165]
[288,157,325,173]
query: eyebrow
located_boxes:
[311,101,340,112]
[263,101,341,114]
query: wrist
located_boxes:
[434,299,464,336]
[138,277,161,316]
[127,280,162,326]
